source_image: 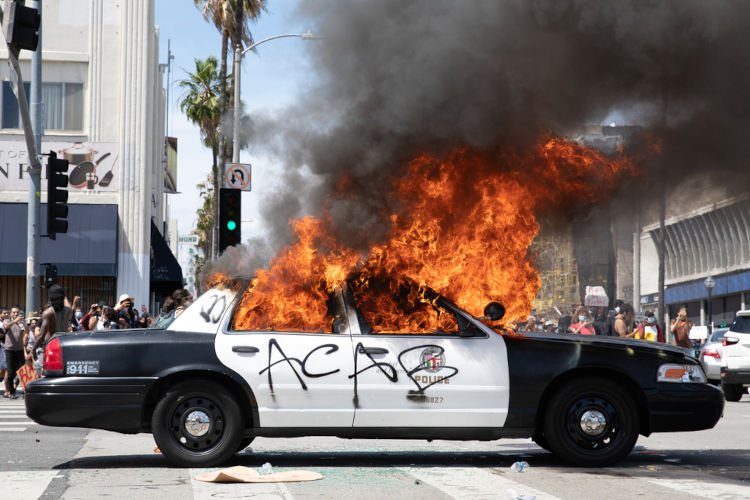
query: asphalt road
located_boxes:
[1,394,748,499]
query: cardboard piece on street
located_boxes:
[17,358,38,391]
[194,466,323,483]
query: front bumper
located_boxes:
[25,377,157,433]
[646,383,724,433]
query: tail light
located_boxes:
[702,348,721,360]
[43,337,63,371]
[722,336,739,346]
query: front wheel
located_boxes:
[722,382,743,402]
[152,380,243,467]
[543,377,640,467]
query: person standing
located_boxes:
[172,289,193,318]
[569,306,596,335]
[635,309,664,342]
[29,285,73,362]
[115,294,137,328]
[670,305,693,349]
[614,303,636,338]
[3,307,27,398]
[0,309,8,390]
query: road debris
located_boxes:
[194,466,323,483]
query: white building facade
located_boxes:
[0,0,180,310]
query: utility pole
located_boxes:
[165,39,173,138]
[27,0,42,313]
[2,0,42,312]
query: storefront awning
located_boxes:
[665,270,750,304]
[150,220,183,291]
[0,203,117,276]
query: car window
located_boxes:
[709,328,728,342]
[730,316,750,334]
[347,280,462,335]
[230,285,344,334]
[168,287,237,333]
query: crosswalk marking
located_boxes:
[647,478,750,498]
[400,466,561,500]
[0,401,35,432]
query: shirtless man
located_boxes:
[613,303,636,338]
[670,306,693,349]
[28,285,72,361]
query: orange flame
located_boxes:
[223,136,637,333]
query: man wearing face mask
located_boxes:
[172,289,193,318]
[29,284,72,362]
[635,310,664,342]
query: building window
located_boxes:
[2,81,83,131]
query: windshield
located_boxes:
[730,315,750,334]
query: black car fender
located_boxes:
[140,363,260,432]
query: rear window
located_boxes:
[709,328,728,342]
[730,316,750,334]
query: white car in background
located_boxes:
[720,310,750,401]
[699,328,728,384]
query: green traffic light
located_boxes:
[227,220,237,231]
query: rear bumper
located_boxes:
[24,377,157,433]
[646,383,724,433]
[721,368,750,385]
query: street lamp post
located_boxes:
[232,31,320,164]
[704,275,715,336]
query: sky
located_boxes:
[155,0,313,239]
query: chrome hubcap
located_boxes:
[580,410,607,435]
[184,410,211,437]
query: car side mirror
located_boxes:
[483,302,505,321]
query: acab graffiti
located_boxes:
[257,339,458,403]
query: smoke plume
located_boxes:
[214,0,750,277]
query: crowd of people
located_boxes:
[515,299,694,349]
[0,286,193,399]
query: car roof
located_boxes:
[736,310,750,317]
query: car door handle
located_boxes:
[358,346,389,355]
[232,346,259,353]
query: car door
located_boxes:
[346,289,510,428]
[215,287,355,428]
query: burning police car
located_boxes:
[25,282,723,468]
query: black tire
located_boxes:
[543,377,640,467]
[152,380,243,467]
[237,437,255,453]
[532,431,551,452]
[722,382,743,402]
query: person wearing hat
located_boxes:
[635,309,664,342]
[115,294,137,329]
[543,319,557,333]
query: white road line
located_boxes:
[648,478,750,499]
[401,466,561,500]
[0,471,61,500]
[0,428,28,431]
[0,422,32,425]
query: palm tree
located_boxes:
[179,56,221,258]
[194,1,266,162]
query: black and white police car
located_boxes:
[26,283,723,467]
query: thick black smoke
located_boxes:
[219,0,750,275]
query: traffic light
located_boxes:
[218,188,241,253]
[46,151,69,240]
[2,0,41,52]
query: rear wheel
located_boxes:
[722,382,743,402]
[543,377,639,467]
[152,380,242,467]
